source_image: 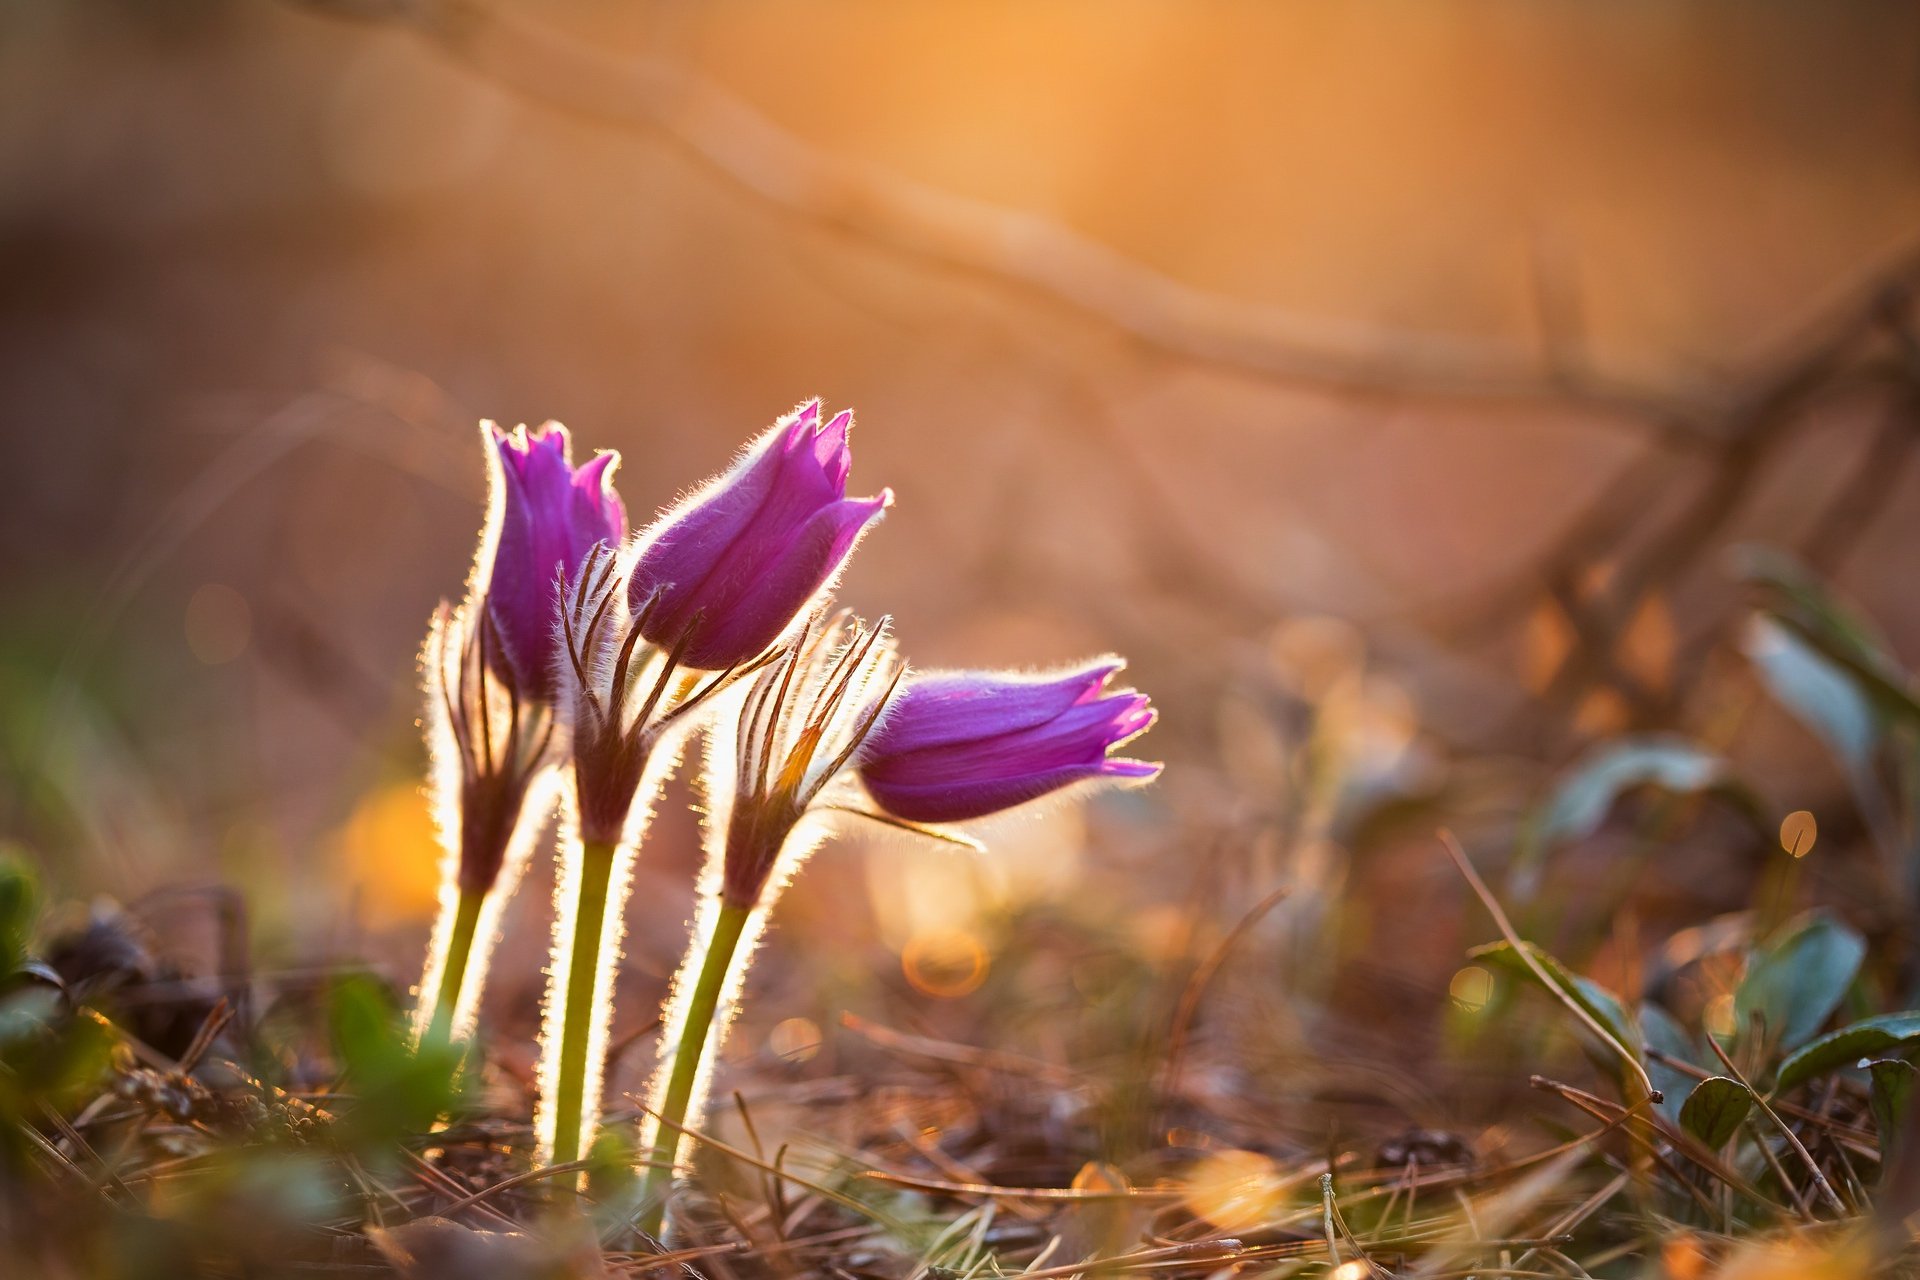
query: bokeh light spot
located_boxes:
[185,583,252,666]
[767,1016,822,1064]
[333,782,441,924]
[1448,964,1493,1012]
[1780,810,1817,859]
[1183,1148,1281,1233]
[901,928,989,999]
[1705,992,1737,1040]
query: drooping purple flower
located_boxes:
[857,661,1160,824]
[484,422,626,700]
[627,400,891,670]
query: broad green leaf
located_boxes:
[1512,737,1763,897]
[1776,1012,1920,1093]
[1739,547,1920,725]
[1538,738,1729,847]
[1679,1076,1752,1148]
[1871,1058,1916,1146]
[1734,912,1865,1052]
[1744,617,1879,779]
[1470,940,1642,1063]
[1641,1001,1701,1124]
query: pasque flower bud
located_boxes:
[627,400,890,670]
[484,422,626,700]
[857,661,1159,823]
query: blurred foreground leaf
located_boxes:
[327,976,465,1160]
[0,851,36,978]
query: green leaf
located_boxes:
[1734,912,1865,1052]
[1678,1076,1752,1148]
[1739,547,1920,725]
[0,852,38,980]
[1776,1012,1920,1092]
[328,975,465,1159]
[1470,940,1642,1062]
[1641,1001,1700,1124]
[1871,1058,1916,1145]
[1744,617,1880,779]
[1513,737,1762,896]
[1538,738,1730,847]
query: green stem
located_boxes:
[550,838,619,1172]
[636,898,753,1238]
[424,887,485,1047]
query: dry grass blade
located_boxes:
[1440,830,1659,1102]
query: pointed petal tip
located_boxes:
[783,398,824,446]
[1109,701,1157,742]
[1102,758,1162,781]
[576,449,620,488]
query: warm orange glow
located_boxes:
[1663,1234,1708,1280]
[333,781,443,924]
[1182,1148,1282,1233]
[901,927,990,998]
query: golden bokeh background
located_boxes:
[5,0,1920,1137]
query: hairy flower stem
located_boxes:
[423,887,485,1046]
[550,837,619,1172]
[636,898,752,1238]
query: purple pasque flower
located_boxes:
[857,661,1159,824]
[627,400,891,671]
[484,422,626,701]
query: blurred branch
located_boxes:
[295,0,1806,446]
[1801,391,1919,575]
[303,0,1920,748]
[1428,286,1920,738]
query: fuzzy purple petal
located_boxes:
[861,758,1156,825]
[672,491,890,668]
[483,423,627,700]
[863,695,1151,787]
[628,401,889,669]
[857,668,1157,823]
[864,662,1123,757]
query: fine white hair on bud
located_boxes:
[412,596,563,1049]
